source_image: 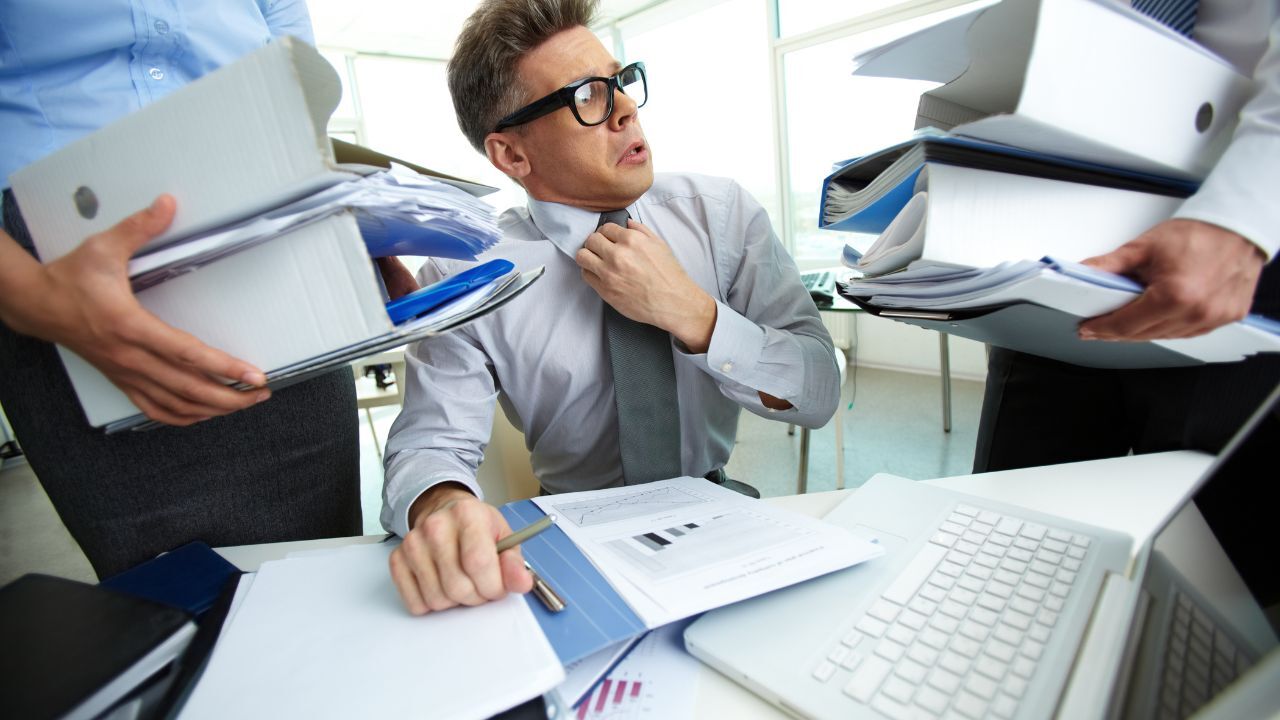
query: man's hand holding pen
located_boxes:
[389,482,562,615]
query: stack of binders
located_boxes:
[819,0,1280,368]
[9,38,542,431]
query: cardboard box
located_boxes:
[8,38,531,430]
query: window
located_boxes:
[774,1,980,266]
[616,0,781,234]
[776,0,907,38]
[781,37,938,263]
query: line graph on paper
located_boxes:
[557,486,707,528]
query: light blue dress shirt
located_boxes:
[382,172,841,537]
[0,0,314,185]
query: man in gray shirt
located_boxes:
[383,0,839,615]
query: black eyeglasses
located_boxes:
[493,62,647,132]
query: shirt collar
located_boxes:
[526,195,640,258]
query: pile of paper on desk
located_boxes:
[815,0,1277,369]
[179,543,564,720]
[179,480,884,719]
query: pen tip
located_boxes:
[548,514,557,523]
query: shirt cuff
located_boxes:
[383,469,483,538]
[1174,133,1280,261]
[691,300,766,384]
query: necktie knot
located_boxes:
[598,209,630,230]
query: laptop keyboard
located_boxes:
[811,503,1092,719]
[1156,590,1253,720]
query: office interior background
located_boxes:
[0,0,993,584]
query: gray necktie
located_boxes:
[598,209,683,484]
[1132,0,1197,37]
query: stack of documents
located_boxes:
[821,131,1195,236]
[826,133,1189,275]
[817,0,1278,368]
[9,37,539,430]
[839,257,1280,366]
[129,167,501,289]
[180,543,564,720]
[847,0,1253,179]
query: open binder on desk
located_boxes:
[850,0,1254,180]
[498,477,883,670]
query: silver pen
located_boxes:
[524,561,566,613]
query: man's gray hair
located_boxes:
[449,0,599,152]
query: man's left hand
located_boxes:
[576,219,716,353]
[1079,219,1266,341]
[376,257,421,300]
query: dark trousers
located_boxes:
[974,259,1280,472]
[2,192,361,578]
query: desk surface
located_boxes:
[215,450,1212,719]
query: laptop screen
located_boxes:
[1188,386,1280,635]
[1128,384,1280,718]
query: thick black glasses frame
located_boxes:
[493,62,647,133]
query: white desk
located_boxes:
[216,451,1212,718]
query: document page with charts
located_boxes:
[532,477,883,627]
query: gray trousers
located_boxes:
[2,191,361,578]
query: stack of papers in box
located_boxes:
[129,167,501,290]
[8,37,541,431]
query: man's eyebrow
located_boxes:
[566,62,624,86]
[584,61,623,80]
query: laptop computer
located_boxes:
[685,384,1280,719]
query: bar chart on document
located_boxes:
[574,621,699,720]
[557,485,797,581]
[534,477,880,626]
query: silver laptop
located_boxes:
[685,385,1280,720]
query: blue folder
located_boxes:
[499,500,647,667]
[385,258,514,324]
[99,541,241,617]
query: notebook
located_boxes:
[685,384,1280,719]
[0,574,196,720]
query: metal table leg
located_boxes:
[939,332,952,433]
[797,427,810,494]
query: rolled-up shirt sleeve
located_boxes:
[380,263,497,537]
[1175,18,1280,259]
[259,0,315,44]
[678,181,841,429]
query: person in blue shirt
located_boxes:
[0,1,411,577]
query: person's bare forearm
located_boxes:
[0,232,50,335]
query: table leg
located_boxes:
[798,427,810,494]
[939,332,952,433]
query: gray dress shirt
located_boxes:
[381,172,839,536]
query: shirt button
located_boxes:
[720,361,733,373]
[153,19,170,34]
[148,67,165,81]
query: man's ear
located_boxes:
[484,132,531,180]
